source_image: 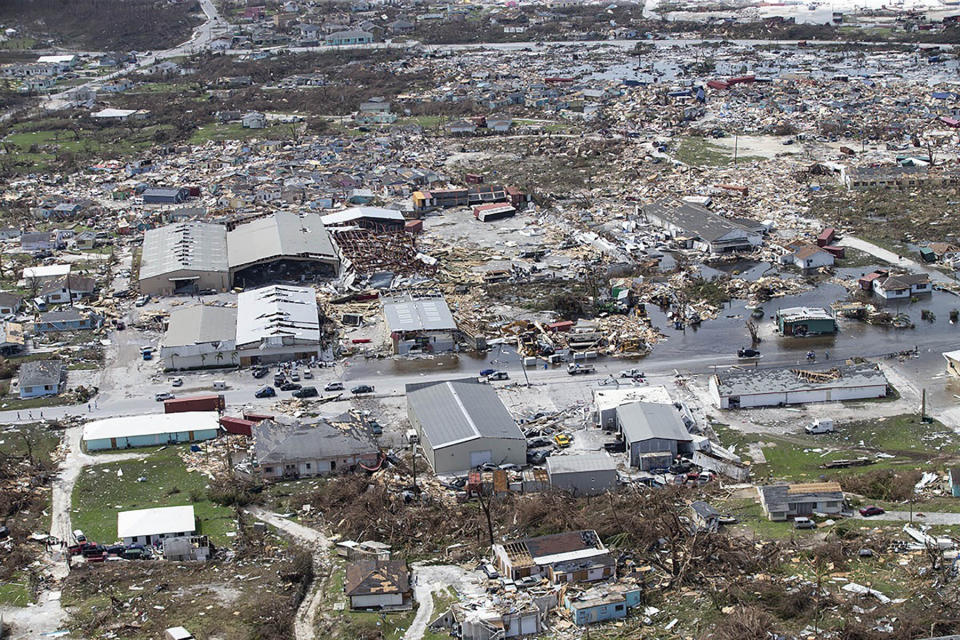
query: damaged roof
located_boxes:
[714,363,888,397]
[227,211,336,270]
[616,402,692,445]
[140,222,228,279]
[345,559,410,597]
[252,416,378,465]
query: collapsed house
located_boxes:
[710,363,889,409]
[430,591,558,640]
[642,198,763,254]
[492,530,614,584]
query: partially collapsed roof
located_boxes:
[227,211,336,270]
[235,285,319,348]
[252,417,378,465]
[140,222,228,279]
[345,559,409,597]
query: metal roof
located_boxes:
[643,198,755,243]
[714,363,888,397]
[546,454,617,475]
[616,401,692,445]
[117,505,195,539]
[382,293,456,332]
[227,211,336,269]
[140,222,228,280]
[253,417,378,465]
[19,359,62,388]
[235,285,319,348]
[82,412,220,442]
[776,306,834,321]
[162,304,237,348]
[406,378,524,449]
[320,206,405,226]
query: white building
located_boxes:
[873,273,932,299]
[161,304,238,370]
[382,292,457,355]
[235,285,322,365]
[710,363,889,409]
[117,505,196,546]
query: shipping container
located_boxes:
[164,394,225,414]
[220,416,255,437]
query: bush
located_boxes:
[840,469,922,502]
[208,475,261,507]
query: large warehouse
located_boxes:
[227,212,339,288]
[710,363,889,409]
[235,285,322,365]
[82,412,220,450]
[138,222,229,296]
[160,304,238,370]
[406,378,525,475]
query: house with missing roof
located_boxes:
[615,401,693,470]
[757,482,845,521]
[493,530,614,584]
[345,558,411,610]
[710,363,888,409]
[405,378,525,474]
[382,292,458,355]
[249,416,379,480]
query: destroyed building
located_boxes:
[492,530,614,584]
[345,558,411,610]
[249,416,379,480]
[382,291,458,355]
[642,199,762,254]
[235,285,322,365]
[139,222,230,296]
[710,363,889,409]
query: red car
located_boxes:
[859,506,885,517]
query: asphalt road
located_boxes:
[854,511,960,525]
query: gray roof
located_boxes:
[848,165,926,179]
[759,483,843,513]
[140,222,228,280]
[19,359,62,387]
[253,416,378,465]
[163,304,237,348]
[690,500,720,519]
[39,308,85,322]
[382,294,456,332]
[406,378,524,449]
[714,363,888,398]
[546,454,617,475]
[643,198,753,243]
[227,211,336,270]
[616,402,691,445]
[143,187,183,198]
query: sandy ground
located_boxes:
[403,564,485,640]
[710,134,803,159]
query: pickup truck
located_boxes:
[567,364,595,375]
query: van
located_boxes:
[793,517,816,530]
[805,418,835,434]
[73,529,86,543]
[213,380,226,390]
[405,429,419,445]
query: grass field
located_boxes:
[317,560,419,640]
[675,137,765,167]
[0,573,31,606]
[0,422,63,461]
[71,445,235,546]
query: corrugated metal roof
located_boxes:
[406,378,524,449]
[235,285,319,348]
[616,401,691,445]
[140,222,228,280]
[546,454,617,475]
[383,294,456,332]
[162,304,237,348]
[227,211,336,270]
[82,411,220,441]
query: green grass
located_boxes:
[675,136,765,167]
[71,445,235,546]
[0,574,32,606]
[0,422,62,461]
[188,122,298,143]
[319,561,419,640]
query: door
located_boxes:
[188,431,195,441]
[470,450,492,467]
[110,438,117,448]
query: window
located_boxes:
[305,463,311,470]
[615,605,625,612]
[264,467,273,473]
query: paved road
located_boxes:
[854,510,960,525]
[838,236,955,285]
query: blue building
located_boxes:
[950,468,960,498]
[325,30,373,46]
[18,359,64,399]
[564,584,643,626]
[82,412,221,451]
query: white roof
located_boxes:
[92,108,139,119]
[235,285,319,348]
[593,385,672,413]
[82,412,220,442]
[945,350,960,362]
[22,264,71,279]
[38,54,76,64]
[117,505,196,539]
[320,207,405,226]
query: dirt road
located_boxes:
[246,507,331,640]
[402,564,485,640]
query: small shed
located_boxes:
[919,246,937,263]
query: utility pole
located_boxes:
[733,133,738,165]
[411,442,417,490]
[921,387,926,423]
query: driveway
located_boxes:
[837,236,955,285]
[854,510,960,525]
[402,564,484,640]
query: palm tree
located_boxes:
[215,351,224,367]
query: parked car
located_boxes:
[273,373,286,386]
[252,367,269,379]
[369,420,383,435]
[793,517,816,529]
[487,371,509,381]
[135,295,150,307]
[567,363,595,375]
[619,368,645,379]
[255,386,276,398]
[170,377,183,387]
[324,381,344,392]
[155,392,174,402]
[859,505,885,517]
[553,434,571,448]
[481,563,500,579]
[526,437,551,449]
[290,371,300,382]
[351,384,375,395]
[279,382,302,392]
[293,386,318,399]
[479,368,497,377]
[303,369,313,379]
